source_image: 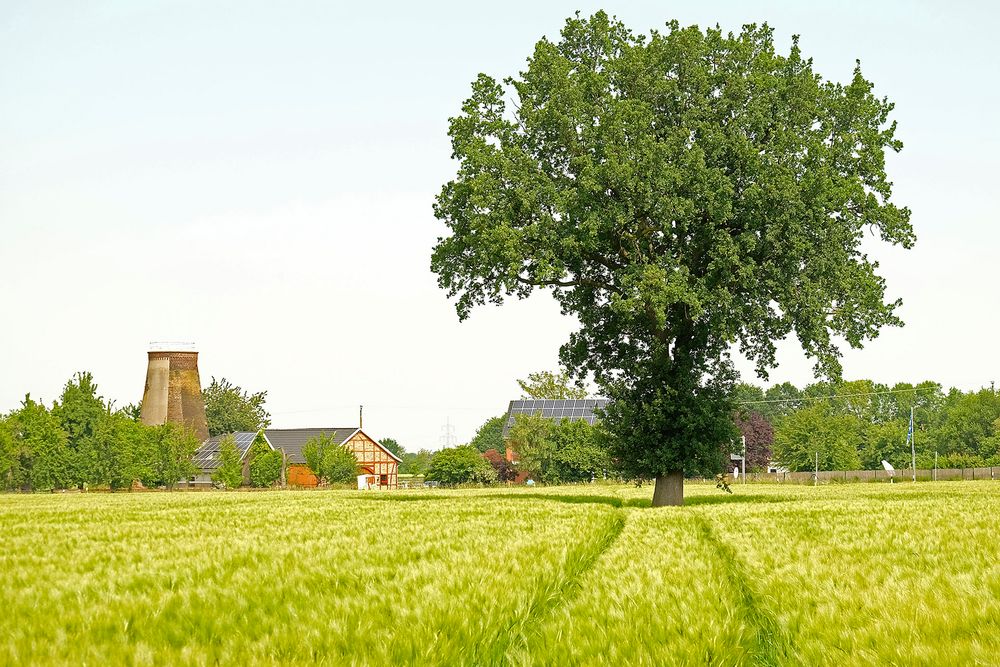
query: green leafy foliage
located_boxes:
[212,435,244,489]
[772,403,863,472]
[9,395,71,491]
[379,437,405,458]
[52,372,108,486]
[0,416,23,490]
[321,444,359,485]
[516,371,588,400]
[247,434,282,488]
[469,416,505,453]
[507,414,609,483]
[399,449,434,475]
[431,13,912,495]
[425,445,496,485]
[202,377,271,437]
[302,433,358,485]
[152,423,200,489]
[738,379,1000,470]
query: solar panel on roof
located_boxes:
[501,398,609,438]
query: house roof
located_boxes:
[263,427,407,465]
[193,431,263,472]
[502,398,610,439]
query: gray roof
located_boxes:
[194,431,260,472]
[264,428,359,464]
[502,399,609,439]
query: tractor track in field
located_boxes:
[693,515,795,666]
[480,507,626,666]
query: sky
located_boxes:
[2,1,998,450]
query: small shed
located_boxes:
[264,427,401,488]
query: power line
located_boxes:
[738,385,940,405]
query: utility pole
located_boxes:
[741,435,746,485]
[359,404,363,429]
[910,406,916,483]
[814,452,819,486]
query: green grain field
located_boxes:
[2,483,998,666]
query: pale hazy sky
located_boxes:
[2,1,998,450]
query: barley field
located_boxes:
[1,482,997,666]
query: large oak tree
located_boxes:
[431,13,913,505]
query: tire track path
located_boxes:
[479,507,626,666]
[693,514,796,666]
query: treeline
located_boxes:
[396,409,606,486]
[736,379,1000,472]
[0,373,200,491]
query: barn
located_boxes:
[192,427,400,488]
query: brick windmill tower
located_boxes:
[140,342,210,441]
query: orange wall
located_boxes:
[288,464,318,487]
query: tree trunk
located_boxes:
[651,471,684,507]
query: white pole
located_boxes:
[741,435,746,484]
[910,407,916,483]
[814,452,819,486]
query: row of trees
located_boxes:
[0,372,274,492]
[0,373,201,491]
[735,380,1000,471]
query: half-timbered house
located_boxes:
[264,427,401,488]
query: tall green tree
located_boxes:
[517,370,589,400]
[213,434,244,489]
[379,437,405,458]
[431,13,912,504]
[930,388,1000,458]
[9,396,70,491]
[772,403,863,471]
[469,415,505,453]
[151,422,199,488]
[0,416,23,490]
[302,433,358,485]
[202,377,271,437]
[53,371,108,486]
[506,413,557,480]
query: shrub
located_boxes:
[426,445,497,486]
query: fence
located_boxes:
[743,467,999,484]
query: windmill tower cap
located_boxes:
[149,341,197,352]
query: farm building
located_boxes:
[192,428,401,488]
[265,428,400,488]
[192,431,261,485]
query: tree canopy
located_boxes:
[432,12,912,504]
[517,370,588,400]
[379,437,405,458]
[469,415,505,453]
[302,433,358,485]
[202,377,271,437]
[212,434,244,489]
